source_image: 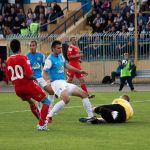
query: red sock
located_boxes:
[30,104,40,120]
[39,104,49,126]
[80,83,88,93]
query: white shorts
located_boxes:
[51,80,77,97]
[37,77,47,88]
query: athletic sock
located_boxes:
[47,95,54,113]
[48,100,65,117]
[82,98,94,118]
[80,83,88,93]
[39,104,49,126]
[30,104,40,120]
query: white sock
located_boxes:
[48,100,65,117]
[47,95,55,113]
[82,98,94,118]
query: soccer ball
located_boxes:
[122,59,128,65]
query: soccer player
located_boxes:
[67,37,95,99]
[91,95,133,124]
[6,39,50,131]
[26,40,54,110]
[42,40,97,123]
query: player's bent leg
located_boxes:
[70,86,95,122]
[38,97,50,128]
[78,77,95,99]
[66,77,73,83]
[43,85,55,111]
[27,99,40,120]
[47,90,70,120]
[70,85,88,98]
[44,84,54,95]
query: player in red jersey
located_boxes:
[6,39,50,131]
[67,37,95,99]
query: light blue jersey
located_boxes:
[43,54,66,81]
[26,52,45,78]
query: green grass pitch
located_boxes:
[0,91,150,150]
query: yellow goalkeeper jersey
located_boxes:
[112,98,134,121]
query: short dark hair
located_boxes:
[121,95,130,102]
[70,36,75,41]
[30,40,37,46]
[51,40,62,48]
[10,39,21,53]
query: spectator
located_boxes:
[46,2,52,16]
[1,60,8,84]
[10,7,17,20]
[53,2,64,17]
[26,8,36,19]
[130,60,136,81]
[93,13,105,33]
[47,9,57,24]
[145,23,150,32]
[4,3,11,15]
[120,1,130,18]
[140,0,150,14]
[138,31,149,57]
[0,58,3,81]
[17,8,26,22]
[39,14,47,32]
[104,19,113,33]
[15,3,23,14]
[87,8,97,30]
[20,20,29,36]
[101,0,111,12]
[111,60,122,85]
[128,23,134,32]
[138,19,145,33]
[124,12,134,27]
[93,0,103,13]
[34,1,45,19]
[4,16,14,30]
[137,12,147,25]
[29,18,39,35]
[119,53,135,91]
[26,13,33,26]
[3,25,12,37]
[114,12,123,25]
[12,16,21,34]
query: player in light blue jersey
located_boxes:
[27,41,54,111]
[42,40,97,123]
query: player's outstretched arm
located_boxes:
[65,64,88,76]
[42,70,50,81]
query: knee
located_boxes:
[81,91,88,99]
[67,78,73,83]
[63,98,70,104]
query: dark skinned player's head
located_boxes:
[10,39,21,54]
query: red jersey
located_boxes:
[6,54,33,87]
[67,44,81,68]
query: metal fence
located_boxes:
[6,32,150,84]
[6,32,150,61]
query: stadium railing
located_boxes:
[6,32,150,61]
[5,32,150,84]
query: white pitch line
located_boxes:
[0,99,150,115]
[0,110,30,115]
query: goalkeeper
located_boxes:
[91,95,133,124]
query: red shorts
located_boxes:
[67,62,83,79]
[15,81,46,102]
[67,70,83,79]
